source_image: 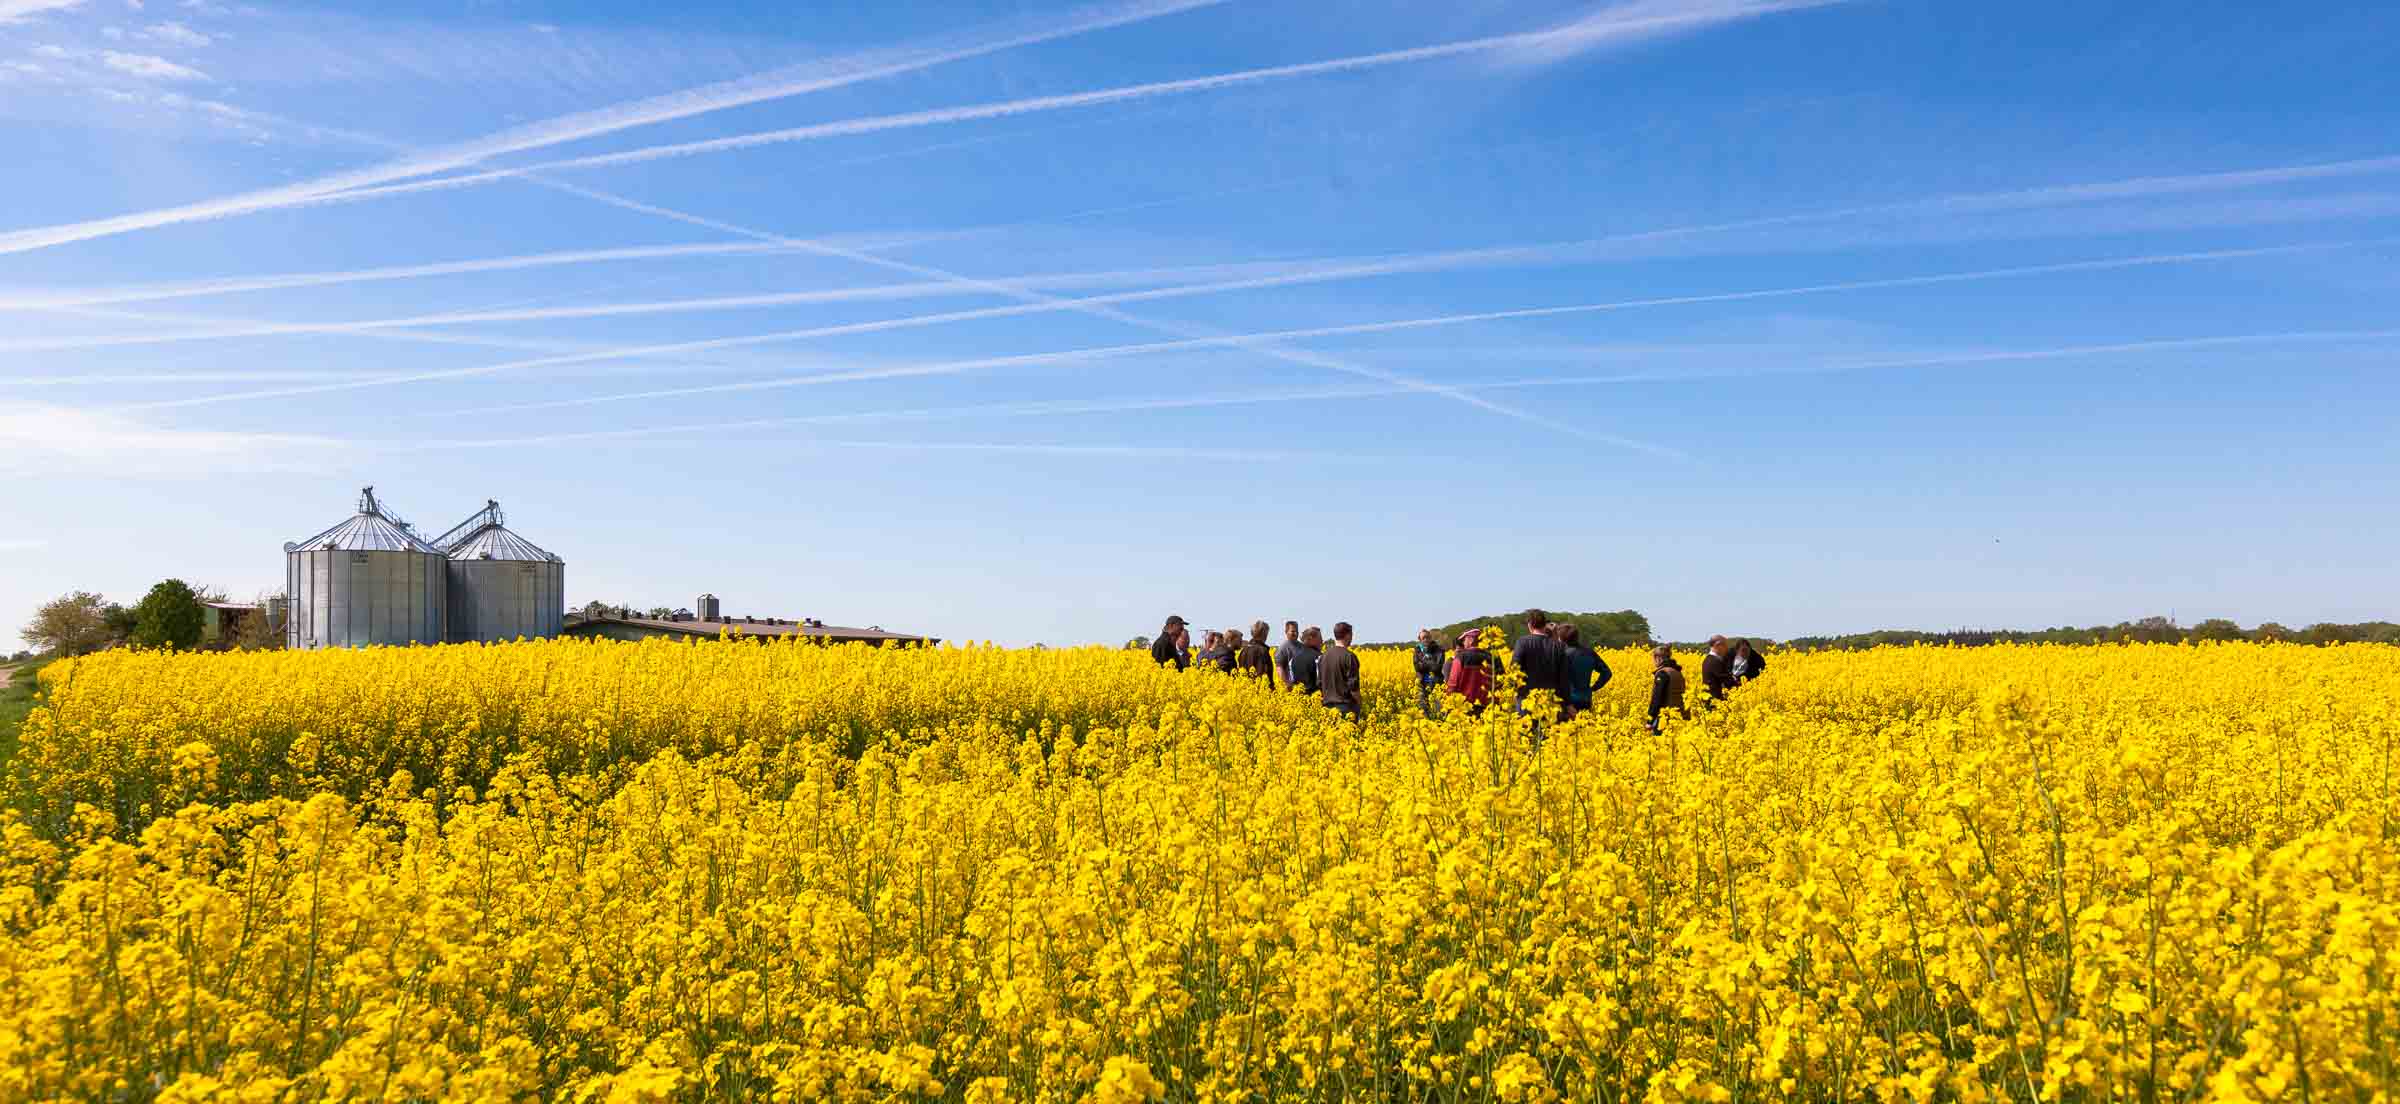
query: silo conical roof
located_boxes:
[445,525,560,562]
[432,500,561,562]
[285,487,441,553]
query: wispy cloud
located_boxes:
[0,539,47,553]
[139,19,207,45]
[0,0,85,23]
[0,0,1231,256]
[0,401,333,476]
[99,49,208,80]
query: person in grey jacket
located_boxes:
[1271,620,1298,688]
[1319,622,1363,720]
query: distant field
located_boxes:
[3,640,2394,1101]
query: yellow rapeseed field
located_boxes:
[2,639,2395,1102]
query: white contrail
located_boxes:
[412,238,2397,414]
[2,371,406,386]
[330,0,1844,191]
[9,0,1849,241]
[408,390,1405,448]
[25,302,869,383]
[0,0,1230,256]
[120,245,1540,409]
[18,145,2398,314]
[400,326,2400,447]
[0,240,833,310]
[513,175,1671,452]
[390,434,1348,462]
[16,213,2387,355]
[0,258,1333,352]
[223,0,1845,222]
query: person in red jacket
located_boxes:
[1446,628,1503,716]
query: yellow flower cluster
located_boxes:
[3,640,2396,1102]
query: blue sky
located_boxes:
[3,0,2396,647]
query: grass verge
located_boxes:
[0,658,53,777]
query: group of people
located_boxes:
[1152,609,1769,731]
[1150,615,1365,718]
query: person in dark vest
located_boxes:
[1150,616,1189,671]
[1647,645,1687,732]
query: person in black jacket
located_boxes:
[1150,616,1189,671]
[1236,628,1274,681]
[1196,630,1235,673]
[1699,634,1732,702]
[1512,608,1567,719]
[1289,627,1324,695]
[1728,638,1767,684]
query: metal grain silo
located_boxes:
[284,487,448,649]
[432,500,564,643]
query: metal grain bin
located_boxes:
[284,487,448,649]
[432,500,564,643]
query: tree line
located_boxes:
[1777,616,2400,650]
[18,581,279,659]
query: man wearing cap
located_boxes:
[1151,616,1190,671]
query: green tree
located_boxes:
[2190,618,2244,642]
[2302,622,2358,646]
[131,579,206,651]
[101,602,138,640]
[1426,609,1654,649]
[23,591,114,656]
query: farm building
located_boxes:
[562,610,934,647]
[200,601,263,645]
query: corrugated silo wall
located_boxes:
[286,548,447,648]
[446,558,565,642]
